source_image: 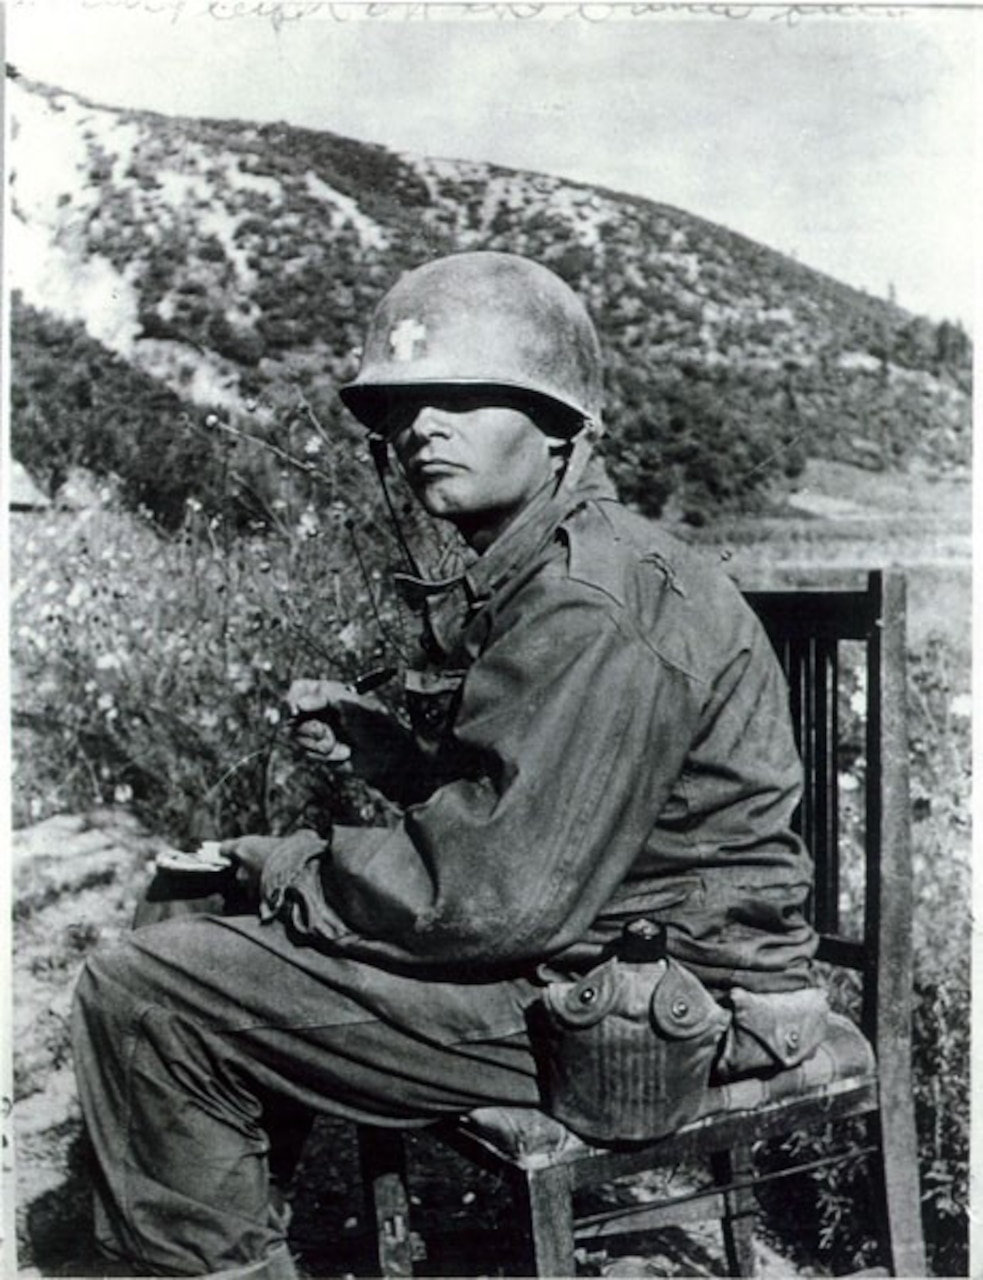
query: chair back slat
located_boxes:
[748,605,844,936]
[864,572,913,1057]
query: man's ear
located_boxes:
[547,417,604,452]
[582,416,605,444]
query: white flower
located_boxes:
[114,783,134,804]
[337,621,359,652]
[95,652,123,671]
[303,437,323,456]
[297,509,320,539]
[263,706,281,726]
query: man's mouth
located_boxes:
[411,457,465,478]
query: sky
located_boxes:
[5,1,981,327]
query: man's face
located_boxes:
[386,392,562,550]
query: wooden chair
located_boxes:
[357,569,926,1277]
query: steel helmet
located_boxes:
[339,252,603,435]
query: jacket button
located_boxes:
[785,1028,801,1050]
[671,998,690,1019]
[579,986,597,1005]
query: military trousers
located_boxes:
[70,881,542,1278]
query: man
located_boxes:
[72,251,826,1278]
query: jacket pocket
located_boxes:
[715,985,830,1079]
[536,957,731,1143]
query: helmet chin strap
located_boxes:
[552,417,604,495]
[367,433,427,580]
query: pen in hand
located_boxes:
[351,666,398,696]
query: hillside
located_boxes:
[8,70,972,529]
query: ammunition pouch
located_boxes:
[537,956,731,1143]
[714,985,831,1079]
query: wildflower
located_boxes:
[96,653,123,671]
[263,706,281,726]
[114,783,134,805]
[337,621,359,652]
[297,509,320,539]
[66,583,87,610]
[303,437,323,456]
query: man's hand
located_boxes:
[286,678,414,792]
[219,835,283,897]
[287,679,357,764]
[220,830,328,901]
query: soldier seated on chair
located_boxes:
[72,252,829,1279]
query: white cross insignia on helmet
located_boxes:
[390,317,427,362]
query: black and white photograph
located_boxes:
[3,4,975,1277]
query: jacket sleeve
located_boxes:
[261,567,705,971]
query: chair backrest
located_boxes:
[744,570,913,1065]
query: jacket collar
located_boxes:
[396,457,617,661]
[463,457,617,606]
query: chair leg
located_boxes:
[508,1161,577,1277]
[357,1124,414,1278]
[712,1145,757,1277]
[869,1096,927,1277]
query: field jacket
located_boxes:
[261,463,818,998]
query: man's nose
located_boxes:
[404,404,451,442]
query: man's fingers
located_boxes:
[285,678,350,718]
[220,835,278,863]
[294,721,352,763]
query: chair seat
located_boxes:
[459,1013,875,1171]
